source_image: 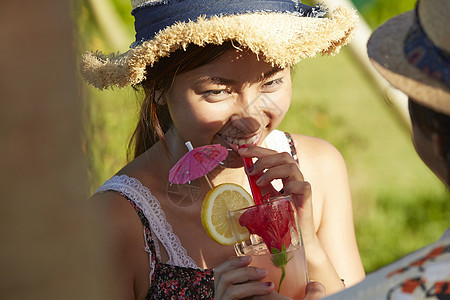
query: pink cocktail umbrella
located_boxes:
[169,141,228,188]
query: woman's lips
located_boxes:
[217,132,262,152]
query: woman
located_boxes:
[81,1,365,299]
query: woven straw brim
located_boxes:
[81,7,358,90]
[368,11,450,115]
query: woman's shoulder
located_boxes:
[290,133,345,166]
[91,190,150,299]
[91,189,144,239]
[289,133,349,200]
[91,169,154,240]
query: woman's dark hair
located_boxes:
[128,42,237,160]
[408,98,450,172]
[408,99,450,138]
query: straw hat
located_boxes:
[367,0,450,115]
[80,0,358,90]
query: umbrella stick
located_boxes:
[185,141,194,151]
[204,175,213,189]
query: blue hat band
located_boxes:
[404,5,450,87]
[131,0,325,47]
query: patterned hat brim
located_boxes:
[368,11,450,115]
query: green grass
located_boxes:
[82,86,138,190]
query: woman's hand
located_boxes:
[237,146,317,245]
[246,281,326,300]
[237,145,348,294]
[214,256,274,299]
[303,281,326,300]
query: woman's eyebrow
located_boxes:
[196,76,236,85]
[257,68,284,82]
[195,68,284,86]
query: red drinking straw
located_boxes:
[239,145,263,205]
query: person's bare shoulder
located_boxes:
[91,191,146,299]
[288,134,350,229]
[289,133,346,175]
[91,191,143,241]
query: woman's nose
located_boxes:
[229,115,262,134]
[230,92,268,133]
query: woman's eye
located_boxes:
[202,89,232,101]
[262,78,283,92]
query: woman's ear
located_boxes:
[155,90,167,105]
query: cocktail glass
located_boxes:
[228,195,308,298]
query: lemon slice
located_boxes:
[201,183,254,245]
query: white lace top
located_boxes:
[94,129,294,283]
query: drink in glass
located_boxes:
[228,196,308,298]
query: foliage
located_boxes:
[76,0,449,274]
[356,0,415,29]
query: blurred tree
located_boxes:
[78,0,133,50]
[1,0,117,299]
[355,0,415,28]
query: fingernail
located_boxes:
[256,268,268,276]
[247,165,254,173]
[255,177,263,185]
[262,282,273,288]
[239,256,251,263]
[238,147,248,153]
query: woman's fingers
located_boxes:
[253,162,303,187]
[221,281,274,299]
[214,256,273,299]
[238,145,278,158]
[303,281,326,300]
[238,145,316,244]
[214,256,252,279]
[239,148,303,180]
[283,180,312,208]
[239,148,296,173]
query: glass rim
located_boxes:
[228,194,292,214]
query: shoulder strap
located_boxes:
[95,175,200,270]
[283,132,299,164]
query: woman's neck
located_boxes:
[208,165,248,187]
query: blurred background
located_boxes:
[76,0,449,275]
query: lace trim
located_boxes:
[95,175,200,273]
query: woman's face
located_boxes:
[165,48,292,166]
